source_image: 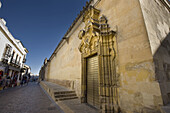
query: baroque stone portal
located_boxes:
[78,6,120,113]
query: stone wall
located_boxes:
[95,0,163,112]
[45,0,169,112]
[139,0,170,105]
[47,23,84,97]
[44,62,49,81]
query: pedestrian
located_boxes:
[11,75,13,87]
[23,75,27,85]
[20,76,23,86]
[0,71,3,90]
[23,76,26,86]
[6,75,11,88]
[26,75,28,85]
[2,75,6,90]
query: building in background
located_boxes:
[39,58,49,81]
[0,18,29,87]
[39,0,170,112]
[23,64,31,76]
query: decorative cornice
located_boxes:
[0,26,24,55]
[63,0,102,38]
[49,0,102,61]
[78,7,116,55]
[160,0,170,12]
[64,0,93,38]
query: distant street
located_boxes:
[0,82,63,113]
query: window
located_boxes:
[23,55,26,63]
[10,51,15,63]
[19,57,21,63]
[3,44,12,59]
[15,54,18,63]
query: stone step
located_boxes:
[56,96,78,101]
[53,90,78,101]
[54,91,75,95]
[55,93,77,98]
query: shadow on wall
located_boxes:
[154,32,170,105]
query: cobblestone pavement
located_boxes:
[0,82,64,113]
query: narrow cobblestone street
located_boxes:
[0,82,64,113]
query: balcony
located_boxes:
[1,57,8,64]
[10,59,16,64]
[22,58,26,63]
[1,53,11,64]
[16,61,21,67]
[10,59,21,67]
[20,68,26,73]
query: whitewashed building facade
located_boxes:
[0,18,28,83]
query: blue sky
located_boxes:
[0,0,88,74]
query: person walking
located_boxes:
[26,75,29,85]
[0,71,3,90]
[6,75,11,88]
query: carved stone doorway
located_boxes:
[78,6,119,113]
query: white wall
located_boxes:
[0,19,27,68]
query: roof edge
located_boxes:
[49,0,101,61]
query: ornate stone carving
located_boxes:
[78,6,119,113]
[78,6,100,55]
[78,6,116,55]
